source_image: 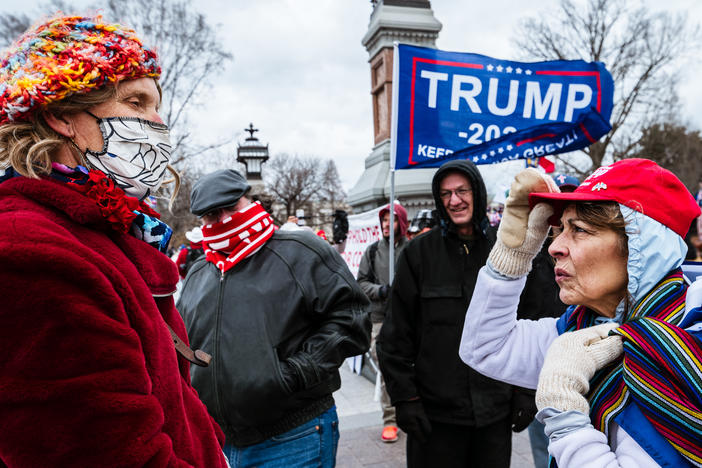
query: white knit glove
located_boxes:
[536,323,624,414]
[488,168,559,278]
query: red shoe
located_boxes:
[381,425,399,443]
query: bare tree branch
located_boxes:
[633,122,702,191]
[0,0,234,174]
[513,0,700,172]
[263,154,340,225]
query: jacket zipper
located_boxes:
[463,243,469,255]
[212,267,227,426]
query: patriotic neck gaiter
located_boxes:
[201,201,275,273]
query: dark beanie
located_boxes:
[190,169,251,217]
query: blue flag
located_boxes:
[391,44,614,169]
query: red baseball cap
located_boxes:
[529,158,700,238]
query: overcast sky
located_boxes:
[6,0,702,190]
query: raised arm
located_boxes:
[460,169,560,388]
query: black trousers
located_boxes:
[406,417,511,468]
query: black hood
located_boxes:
[431,159,489,237]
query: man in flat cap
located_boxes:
[177,169,371,467]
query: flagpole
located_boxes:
[389,169,395,282]
[388,42,400,284]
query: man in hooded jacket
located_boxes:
[357,202,409,442]
[376,160,513,467]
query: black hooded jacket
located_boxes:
[376,160,512,427]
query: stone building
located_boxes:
[347,0,442,217]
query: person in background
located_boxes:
[377,160,513,468]
[696,177,702,243]
[178,169,371,468]
[406,208,437,241]
[686,220,701,261]
[357,202,409,443]
[176,226,205,279]
[0,15,228,466]
[692,177,702,260]
[460,159,702,466]
[487,202,504,227]
[279,215,304,231]
[316,229,329,242]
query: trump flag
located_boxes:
[391,44,614,169]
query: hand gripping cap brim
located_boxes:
[529,158,701,238]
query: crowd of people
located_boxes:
[2,13,702,468]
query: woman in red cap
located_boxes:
[459,159,702,467]
[0,15,228,466]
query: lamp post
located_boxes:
[237,123,269,188]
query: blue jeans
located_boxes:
[224,406,339,468]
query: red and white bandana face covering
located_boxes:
[201,201,276,273]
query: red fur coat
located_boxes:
[0,176,227,467]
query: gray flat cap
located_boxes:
[190,169,251,217]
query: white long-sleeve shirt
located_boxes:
[459,267,660,467]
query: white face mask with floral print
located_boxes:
[83,112,172,200]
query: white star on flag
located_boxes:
[506,145,513,150]
[489,150,495,156]
[482,154,488,160]
[516,68,522,74]
[473,157,479,162]
[486,64,494,71]
[498,147,504,153]
[525,69,532,75]
[496,65,504,72]
[506,66,513,73]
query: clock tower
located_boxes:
[347,0,442,214]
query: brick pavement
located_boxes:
[334,363,537,468]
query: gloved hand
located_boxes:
[511,387,537,433]
[488,168,559,278]
[536,323,623,414]
[396,399,432,443]
[378,284,390,300]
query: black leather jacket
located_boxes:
[177,230,371,446]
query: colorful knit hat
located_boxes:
[0,14,160,124]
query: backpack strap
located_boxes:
[367,240,379,284]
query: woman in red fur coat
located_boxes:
[0,15,228,467]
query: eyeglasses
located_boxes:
[439,188,472,201]
[201,206,236,224]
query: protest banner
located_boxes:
[339,206,383,278]
[339,206,384,376]
[390,44,614,169]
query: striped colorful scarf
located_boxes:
[561,269,702,465]
[201,201,275,274]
